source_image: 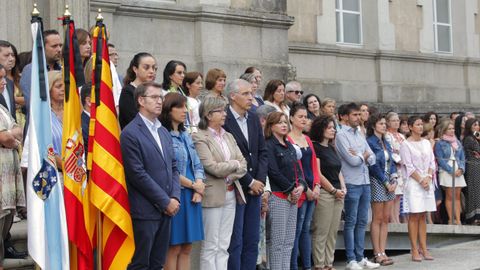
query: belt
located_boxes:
[226,184,235,192]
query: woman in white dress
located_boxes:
[399,116,436,262]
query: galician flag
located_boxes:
[26,13,69,270]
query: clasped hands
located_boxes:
[248,180,265,196]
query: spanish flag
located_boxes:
[87,19,135,269]
[61,15,95,270]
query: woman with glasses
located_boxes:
[192,96,247,270]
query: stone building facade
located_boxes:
[1,0,480,113]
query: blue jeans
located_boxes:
[343,184,371,262]
[291,200,315,270]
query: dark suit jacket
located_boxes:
[223,107,268,189]
[4,79,16,121]
[81,111,90,158]
[120,114,180,220]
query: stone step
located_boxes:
[6,219,34,270]
[336,222,480,250]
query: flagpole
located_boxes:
[32,4,42,270]
[95,10,104,270]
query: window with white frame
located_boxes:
[335,0,362,45]
[433,0,452,53]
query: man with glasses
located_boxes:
[121,82,180,269]
[285,81,303,106]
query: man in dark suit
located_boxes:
[80,85,92,154]
[224,79,268,270]
[0,41,17,120]
[120,82,180,269]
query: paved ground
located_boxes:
[333,239,480,270]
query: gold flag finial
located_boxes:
[32,3,40,17]
[96,9,103,21]
[64,4,72,18]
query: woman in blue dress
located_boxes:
[161,93,206,270]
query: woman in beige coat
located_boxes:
[192,96,247,270]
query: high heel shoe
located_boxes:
[419,250,434,260]
[411,250,422,262]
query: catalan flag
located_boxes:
[61,15,95,270]
[26,13,69,270]
[87,19,135,269]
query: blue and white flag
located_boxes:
[26,15,69,270]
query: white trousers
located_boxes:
[200,190,236,270]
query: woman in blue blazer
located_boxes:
[366,113,398,266]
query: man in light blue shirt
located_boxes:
[335,102,379,270]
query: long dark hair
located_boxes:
[159,93,187,132]
[309,115,335,143]
[123,52,154,85]
[366,113,385,138]
[162,60,186,90]
[463,118,478,140]
[454,112,465,140]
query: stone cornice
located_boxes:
[289,42,480,66]
[90,0,294,29]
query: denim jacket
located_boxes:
[366,135,397,185]
[266,136,307,194]
[434,139,466,174]
[171,130,206,182]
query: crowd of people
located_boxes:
[1,27,480,270]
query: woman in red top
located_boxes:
[287,103,321,270]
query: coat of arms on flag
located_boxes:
[64,132,86,183]
[32,145,58,200]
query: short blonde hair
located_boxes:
[48,70,63,91]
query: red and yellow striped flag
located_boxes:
[87,20,135,269]
[61,16,95,270]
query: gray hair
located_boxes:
[285,81,301,92]
[225,78,251,103]
[239,73,256,84]
[198,96,228,130]
[385,111,399,122]
[256,104,277,121]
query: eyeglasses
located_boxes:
[210,108,226,114]
[142,95,163,101]
[288,90,304,95]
